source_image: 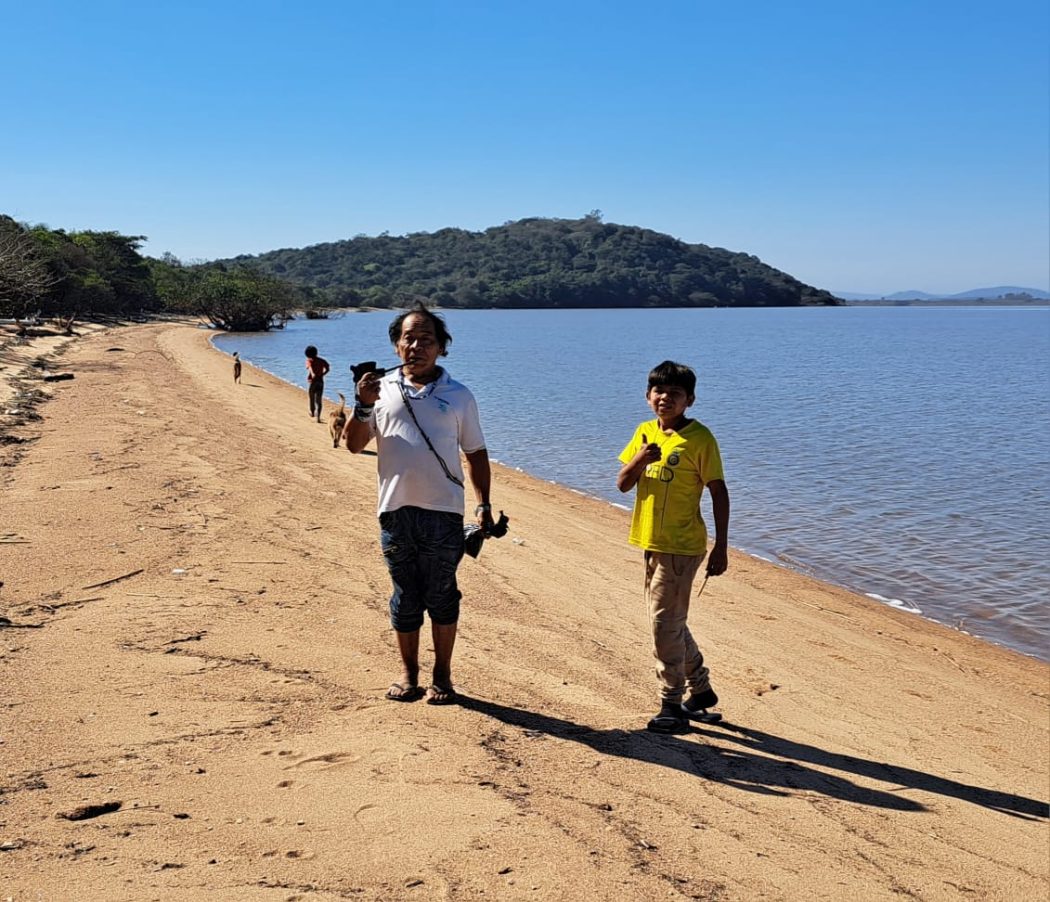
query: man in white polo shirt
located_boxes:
[345,304,494,705]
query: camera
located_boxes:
[464,511,510,558]
[351,360,389,382]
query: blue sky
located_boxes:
[4,1,1048,294]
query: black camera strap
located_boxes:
[396,379,464,488]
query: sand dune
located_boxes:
[1,322,1046,901]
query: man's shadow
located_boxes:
[457,696,1048,819]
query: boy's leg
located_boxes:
[645,551,702,704]
[309,382,324,419]
[682,622,712,696]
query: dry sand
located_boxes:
[0,322,1047,901]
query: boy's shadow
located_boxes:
[457,696,1048,819]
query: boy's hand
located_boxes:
[706,545,728,577]
[638,433,661,464]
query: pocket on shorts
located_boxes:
[423,511,465,555]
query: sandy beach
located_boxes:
[1,321,1047,901]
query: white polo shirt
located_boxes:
[366,369,486,516]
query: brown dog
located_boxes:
[233,352,242,384]
[328,393,347,448]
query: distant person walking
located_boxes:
[617,360,730,734]
[344,304,495,705]
[304,345,330,422]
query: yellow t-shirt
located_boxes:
[618,419,724,555]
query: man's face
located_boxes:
[646,383,693,421]
[396,313,442,377]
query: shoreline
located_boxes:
[208,332,1045,664]
[1,322,1047,900]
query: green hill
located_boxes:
[224,216,839,309]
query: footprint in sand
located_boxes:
[284,751,361,770]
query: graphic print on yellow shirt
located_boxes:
[618,419,724,555]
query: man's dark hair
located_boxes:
[388,303,452,357]
[304,345,317,358]
[647,360,696,396]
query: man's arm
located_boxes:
[343,371,380,454]
[343,416,372,453]
[464,448,494,532]
[705,479,730,576]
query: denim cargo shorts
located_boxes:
[379,506,465,632]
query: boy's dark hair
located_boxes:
[648,360,696,396]
[388,302,452,357]
[304,345,318,358]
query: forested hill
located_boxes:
[225,217,840,309]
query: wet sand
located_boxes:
[1,322,1047,900]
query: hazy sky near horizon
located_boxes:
[4,1,1048,295]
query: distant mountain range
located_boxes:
[835,286,1049,302]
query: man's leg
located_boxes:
[380,509,426,700]
[392,629,421,696]
[429,621,458,702]
[417,510,465,704]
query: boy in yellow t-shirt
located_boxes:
[617,360,731,735]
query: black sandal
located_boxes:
[646,703,690,734]
[681,688,721,723]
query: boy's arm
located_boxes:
[321,358,330,376]
[617,434,661,492]
[705,479,730,576]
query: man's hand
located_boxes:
[356,371,382,405]
[477,507,495,534]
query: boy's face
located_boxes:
[647,383,694,421]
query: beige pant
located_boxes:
[644,551,711,703]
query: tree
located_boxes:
[70,231,157,314]
[0,217,54,319]
[193,267,299,331]
[227,216,841,309]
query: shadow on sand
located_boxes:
[458,695,1049,819]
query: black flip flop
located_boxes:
[386,682,424,702]
[426,684,457,705]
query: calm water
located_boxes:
[216,307,1050,660]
